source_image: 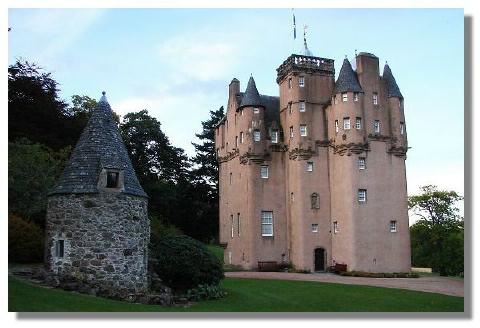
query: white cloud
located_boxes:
[157,29,239,82]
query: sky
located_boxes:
[8,8,464,201]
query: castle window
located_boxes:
[358,189,367,203]
[290,192,294,202]
[374,120,381,133]
[343,117,351,130]
[290,126,294,138]
[240,131,244,143]
[231,215,234,238]
[306,162,314,172]
[253,107,260,114]
[260,165,269,179]
[300,124,307,136]
[253,130,261,142]
[311,224,319,233]
[237,213,241,237]
[357,157,366,170]
[373,93,378,105]
[400,122,405,135]
[235,136,238,148]
[333,96,337,105]
[299,76,305,87]
[240,108,244,116]
[390,220,397,233]
[288,103,292,114]
[333,221,339,234]
[261,211,273,236]
[354,92,359,101]
[271,130,279,143]
[342,93,348,102]
[299,101,306,112]
[106,171,119,188]
[355,117,362,130]
[335,120,339,133]
[216,148,219,157]
[311,193,320,209]
[55,240,65,258]
[288,77,292,89]
[229,172,232,185]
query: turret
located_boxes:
[383,63,407,155]
[331,58,365,148]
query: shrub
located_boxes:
[183,284,227,302]
[150,234,224,291]
[8,214,44,263]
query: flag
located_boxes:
[293,11,296,40]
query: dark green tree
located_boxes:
[409,185,464,276]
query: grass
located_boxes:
[9,276,463,312]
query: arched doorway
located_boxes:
[314,248,326,272]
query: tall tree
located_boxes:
[409,185,464,276]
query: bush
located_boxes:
[150,234,224,291]
[183,284,227,302]
[8,214,44,263]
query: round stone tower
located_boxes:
[44,92,150,296]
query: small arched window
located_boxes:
[311,193,320,209]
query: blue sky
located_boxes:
[8,8,464,199]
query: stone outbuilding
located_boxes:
[45,92,150,296]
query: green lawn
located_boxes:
[9,276,463,312]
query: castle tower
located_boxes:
[276,51,335,270]
[45,92,150,295]
[327,53,410,272]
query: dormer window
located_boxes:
[253,107,260,114]
[354,93,359,101]
[342,93,348,102]
[106,171,119,188]
[299,76,305,87]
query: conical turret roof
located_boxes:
[383,64,403,99]
[49,92,147,197]
[239,76,263,109]
[334,58,363,94]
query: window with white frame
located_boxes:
[261,211,273,236]
[260,165,269,179]
[253,107,259,114]
[299,101,306,112]
[373,93,378,105]
[290,126,294,138]
[358,189,367,203]
[333,221,339,234]
[343,117,351,130]
[400,122,405,135]
[357,157,366,170]
[306,162,314,172]
[55,240,65,257]
[271,130,279,143]
[335,120,339,133]
[390,220,397,233]
[354,92,359,101]
[311,224,319,233]
[299,76,305,87]
[231,215,234,238]
[355,117,362,130]
[342,93,348,102]
[300,124,307,136]
[374,120,381,133]
[237,213,241,237]
[253,130,261,142]
[240,131,244,143]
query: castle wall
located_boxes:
[45,192,149,294]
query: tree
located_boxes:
[189,106,225,243]
[409,185,464,276]
[8,139,70,225]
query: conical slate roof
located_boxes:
[334,58,363,94]
[239,76,263,109]
[49,92,147,198]
[383,64,403,99]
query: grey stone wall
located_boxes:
[45,192,150,295]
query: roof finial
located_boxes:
[355,49,358,56]
[99,91,108,103]
[302,24,313,56]
[345,54,348,59]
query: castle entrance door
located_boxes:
[314,248,325,272]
